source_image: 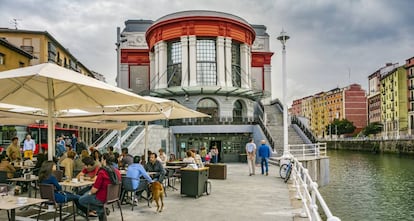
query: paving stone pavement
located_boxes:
[2,163,296,221]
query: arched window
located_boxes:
[167,41,182,87]
[197,98,218,118]
[196,39,216,86]
[233,100,243,122]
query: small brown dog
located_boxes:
[149,181,164,212]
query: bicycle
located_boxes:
[279,159,293,183]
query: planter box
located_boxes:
[205,163,227,179]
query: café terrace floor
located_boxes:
[1,163,299,221]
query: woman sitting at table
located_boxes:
[60,150,76,179]
[182,150,196,164]
[0,154,16,178]
[39,161,89,216]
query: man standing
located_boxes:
[145,153,166,183]
[245,138,256,176]
[23,134,35,160]
[7,136,21,161]
[258,140,272,176]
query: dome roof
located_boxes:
[153,10,251,27]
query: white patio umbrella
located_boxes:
[0,110,127,129]
[0,63,157,160]
[56,98,210,160]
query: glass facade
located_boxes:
[175,133,251,162]
[231,42,241,87]
[196,39,217,85]
[167,41,182,87]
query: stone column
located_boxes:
[181,36,189,87]
[240,43,249,88]
[247,45,252,88]
[158,41,168,88]
[225,37,232,87]
[149,52,155,90]
[188,36,197,86]
[264,64,272,92]
[154,44,159,89]
[216,36,226,87]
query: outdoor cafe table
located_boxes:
[59,180,94,190]
[0,196,47,221]
[8,176,39,198]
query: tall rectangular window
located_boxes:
[167,41,182,87]
[196,39,216,85]
[231,42,241,87]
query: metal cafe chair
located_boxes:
[37,183,76,221]
[120,177,139,211]
[86,183,124,221]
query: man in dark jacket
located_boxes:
[258,140,272,176]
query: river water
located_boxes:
[319,150,414,221]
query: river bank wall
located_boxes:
[326,140,414,154]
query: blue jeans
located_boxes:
[79,192,104,219]
[261,157,269,174]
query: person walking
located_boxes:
[258,140,272,176]
[23,134,35,160]
[245,138,256,176]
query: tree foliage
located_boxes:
[325,119,356,135]
[361,122,383,136]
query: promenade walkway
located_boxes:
[0,163,297,221]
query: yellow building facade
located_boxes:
[380,66,408,138]
[311,92,327,137]
[0,29,93,77]
[0,38,33,71]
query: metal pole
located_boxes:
[278,30,290,158]
[116,27,122,152]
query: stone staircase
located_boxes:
[262,102,307,166]
[121,126,145,149]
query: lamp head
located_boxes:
[277,29,290,46]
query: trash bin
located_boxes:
[180,167,209,198]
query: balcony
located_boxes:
[169,116,257,126]
[409,73,414,79]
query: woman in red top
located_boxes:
[79,153,121,220]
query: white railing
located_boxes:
[287,143,340,221]
[288,143,327,158]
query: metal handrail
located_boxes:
[287,144,340,221]
[289,143,327,158]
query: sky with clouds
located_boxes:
[1,0,413,105]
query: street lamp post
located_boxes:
[277,30,290,158]
[116,27,127,152]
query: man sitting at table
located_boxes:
[119,148,133,169]
[126,156,153,201]
[145,153,166,183]
[79,153,121,220]
[0,154,16,178]
[76,157,100,195]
